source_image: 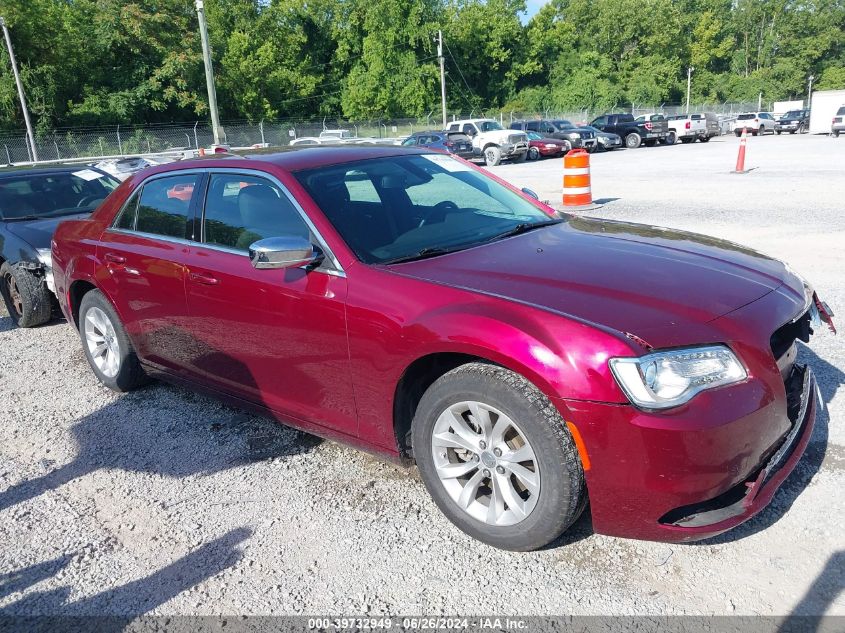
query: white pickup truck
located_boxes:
[446,118,529,166]
[665,113,720,143]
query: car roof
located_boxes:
[154,145,433,174]
[0,164,111,178]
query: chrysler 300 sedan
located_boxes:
[51,146,835,551]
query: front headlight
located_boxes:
[36,248,52,269]
[609,345,747,410]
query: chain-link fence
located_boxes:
[0,101,770,165]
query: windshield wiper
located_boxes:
[381,246,463,265]
[489,218,562,242]
[4,215,42,222]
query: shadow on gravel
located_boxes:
[779,550,845,629]
[696,344,843,545]
[0,382,321,513]
[0,315,14,333]
[539,505,594,550]
[0,527,250,618]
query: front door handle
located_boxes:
[104,253,126,264]
[189,271,219,286]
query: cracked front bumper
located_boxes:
[560,362,817,543]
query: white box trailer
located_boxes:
[809,89,845,134]
[773,100,804,118]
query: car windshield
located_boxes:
[295,154,556,265]
[783,111,802,118]
[0,170,120,220]
[477,121,503,132]
[838,106,845,116]
[551,120,573,128]
[527,132,543,140]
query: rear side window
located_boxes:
[737,114,755,120]
[202,174,309,251]
[134,174,199,239]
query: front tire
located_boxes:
[0,262,52,328]
[78,289,148,392]
[527,147,540,160]
[412,363,586,551]
[483,146,502,167]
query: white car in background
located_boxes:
[733,112,776,136]
[93,155,178,181]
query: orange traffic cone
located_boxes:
[562,149,594,209]
[734,127,749,173]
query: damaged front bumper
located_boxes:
[658,364,817,530]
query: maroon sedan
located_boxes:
[51,147,834,551]
[526,132,570,160]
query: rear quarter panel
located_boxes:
[52,178,134,325]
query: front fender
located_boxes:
[346,265,637,450]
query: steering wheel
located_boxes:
[76,195,104,208]
[418,201,459,227]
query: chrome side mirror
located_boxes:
[521,187,540,200]
[248,236,321,270]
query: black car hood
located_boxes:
[3,213,89,249]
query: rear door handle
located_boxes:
[189,271,219,286]
[105,253,126,264]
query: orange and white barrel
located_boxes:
[562,149,592,207]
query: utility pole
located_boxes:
[437,31,447,129]
[0,17,38,162]
[685,67,694,114]
[807,74,814,109]
[195,0,223,146]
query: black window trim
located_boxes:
[107,168,344,275]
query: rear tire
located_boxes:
[735,130,742,137]
[625,133,641,149]
[483,146,502,167]
[699,136,710,143]
[78,289,148,392]
[412,362,587,551]
[680,137,693,144]
[0,262,52,328]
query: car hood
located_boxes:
[388,216,793,334]
[3,213,89,249]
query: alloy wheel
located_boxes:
[4,273,23,317]
[431,400,540,526]
[84,306,121,378]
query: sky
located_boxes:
[522,0,549,23]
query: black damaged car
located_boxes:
[0,165,119,327]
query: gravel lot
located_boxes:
[1,134,843,618]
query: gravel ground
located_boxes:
[1,134,843,618]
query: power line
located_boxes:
[443,40,478,102]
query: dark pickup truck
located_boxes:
[589,113,668,148]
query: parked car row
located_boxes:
[1,145,835,553]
